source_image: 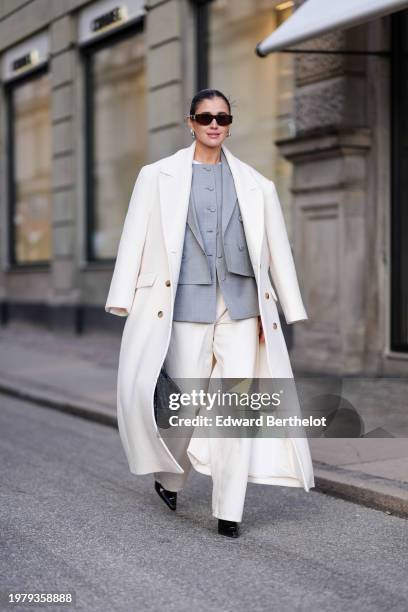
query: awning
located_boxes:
[256,0,408,56]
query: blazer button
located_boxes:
[158,310,164,318]
[265,292,270,299]
[165,280,171,287]
[272,322,278,329]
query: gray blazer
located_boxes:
[173,148,259,323]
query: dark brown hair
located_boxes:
[189,88,231,115]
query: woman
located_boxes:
[105,88,315,538]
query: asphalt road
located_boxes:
[1,394,407,612]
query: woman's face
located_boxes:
[187,96,231,149]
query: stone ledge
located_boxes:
[276,127,372,162]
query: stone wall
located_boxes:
[277,19,392,375]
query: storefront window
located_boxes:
[8,70,52,264]
[84,25,147,260]
[207,0,295,234]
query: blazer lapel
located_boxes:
[221,148,238,238]
[187,182,206,253]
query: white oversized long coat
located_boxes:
[105,140,315,491]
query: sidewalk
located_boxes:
[1,322,407,518]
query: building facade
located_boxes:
[0,0,294,333]
[0,0,406,377]
[273,4,408,376]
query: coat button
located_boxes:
[165,280,171,287]
[265,292,270,299]
[272,322,278,329]
[158,310,164,318]
[238,214,243,222]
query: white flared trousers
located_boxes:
[154,282,260,522]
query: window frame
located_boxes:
[390,10,408,352]
[193,0,213,91]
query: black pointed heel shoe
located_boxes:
[218,519,240,538]
[154,481,177,511]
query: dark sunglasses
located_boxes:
[190,112,233,126]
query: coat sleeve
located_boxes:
[264,179,308,325]
[105,165,152,317]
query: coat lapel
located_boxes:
[158,143,195,264]
[158,140,264,281]
[220,144,264,274]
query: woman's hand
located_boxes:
[258,316,265,343]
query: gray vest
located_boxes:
[173,149,259,323]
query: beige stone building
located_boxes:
[257,0,408,376]
[0,0,407,377]
[0,0,294,327]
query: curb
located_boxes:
[1,375,407,519]
[0,374,116,428]
[314,463,408,519]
